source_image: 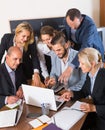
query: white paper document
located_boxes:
[0,100,24,128]
[38,115,51,123]
[29,119,43,128]
[0,109,17,128]
[51,101,85,130]
[70,101,83,111]
[29,115,51,128]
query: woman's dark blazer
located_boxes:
[73,68,105,129]
[0,33,40,79]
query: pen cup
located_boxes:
[41,103,50,115]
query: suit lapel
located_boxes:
[2,64,15,89]
[92,69,102,96]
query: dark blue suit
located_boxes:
[0,63,27,108]
[64,15,104,66]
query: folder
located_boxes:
[0,100,23,128]
[32,123,48,130]
[42,123,62,130]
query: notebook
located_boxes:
[22,84,65,111]
[0,100,24,128]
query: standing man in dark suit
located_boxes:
[0,46,27,108]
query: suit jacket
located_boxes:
[0,33,40,79]
[0,63,27,108]
[50,48,86,91]
[73,68,105,129]
[64,15,105,65]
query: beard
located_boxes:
[59,49,68,59]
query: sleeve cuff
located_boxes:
[34,69,39,73]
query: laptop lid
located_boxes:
[22,84,64,111]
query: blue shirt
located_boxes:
[88,68,99,93]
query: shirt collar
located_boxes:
[5,62,15,73]
[88,68,99,79]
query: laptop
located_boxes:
[22,84,65,111]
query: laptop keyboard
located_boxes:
[56,101,61,107]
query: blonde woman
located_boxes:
[0,22,41,86]
[60,48,105,130]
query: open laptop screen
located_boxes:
[22,84,64,111]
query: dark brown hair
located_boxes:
[66,8,82,21]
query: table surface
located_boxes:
[0,100,87,130]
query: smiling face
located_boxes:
[52,43,68,59]
[15,29,31,48]
[41,34,53,48]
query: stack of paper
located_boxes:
[0,109,17,128]
[51,101,85,130]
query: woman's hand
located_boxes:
[59,90,74,101]
[32,73,41,86]
[45,77,56,87]
[80,103,96,113]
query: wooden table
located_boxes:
[0,101,87,130]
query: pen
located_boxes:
[53,116,56,125]
[62,108,82,112]
[15,109,19,124]
[71,108,82,112]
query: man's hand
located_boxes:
[16,87,23,98]
[7,96,19,104]
[58,66,73,83]
[44,76,50,85]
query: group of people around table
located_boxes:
[0,8,105,130]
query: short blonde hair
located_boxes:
[78,48,102,68]
[15,22,34,51]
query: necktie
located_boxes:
[10,71,16,94]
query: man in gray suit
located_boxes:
[45,32,86,92]
[0,46,27,108]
